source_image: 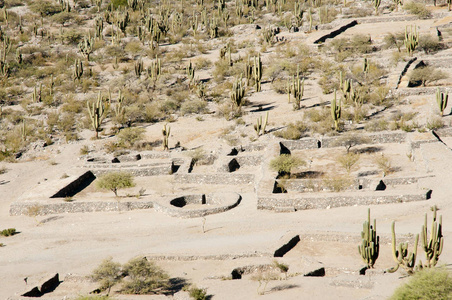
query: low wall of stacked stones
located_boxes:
[280,131,408,151]
[153,193,241,218]
[174,174,254,185]
[9,200,154,216]
[258,191,429,211]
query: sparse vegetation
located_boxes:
[269,154,306,177]
[0,228,16,237]
[96,172,135,197]
[390,268,452,300]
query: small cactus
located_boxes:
[73,59,83,81]
[87,92,107,139]
[331,90,341,131]
[405,25,419,57]
[253,53,262,92]
[436,88,448,117]
[230,75,246,112]
[162,124,170,151]
[254,111,269,137]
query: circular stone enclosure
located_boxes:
[153,192,241,218]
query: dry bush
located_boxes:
[374,154,394,176]
[404,1,431,19]
[337,153,360,173]
[274,121,308,140]
[409,66,448,87]
[426,116,445,130]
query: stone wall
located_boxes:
[174,174,254,185]
[153,193,241,218]
[257,190,429,211]
[87,162,172,176]
[9,200,154,216]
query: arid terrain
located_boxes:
[1,0,452,299]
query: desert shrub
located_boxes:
[390,268,452,300]
[419,35,443,54]
[332,133,370,153]
[350,34,373,54]
[270,154,306,177]
[365,118,389,132]
[144,103,163,123]
[180,99,207,115]
[187,285,208,300]
[274,121,308,140]
[61,29,83,45]
[52,12,77,26]
[426,116,445,130]
[29,1,61,15]
[322,175,353,192]
[117,127,145,148]
[337,153,360,173]
[409,66,448,87]
[187,147,208,165]
[121,257,170,295]
[91,258,123,294]
[0,228,16,236]
[111,0,128,8]
[383,32,405,52]
[124,41,142,54]
[404,2,431,19]
[251,270,280,295]
[96,172,135,197]
[374,154,394,176]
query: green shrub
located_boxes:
[274,121,308,140]
[426,116,445,130]
[117,127,145,148]
[409,66,448,87]
[91,258,123,294]
[269,154,306,177]
[96,172,135,197]
[404,2,431,19]
[180,99,207,115]
[337,153,360,173]
[187,285,208,300]
[121,257,170,295]
[390,268,452,300]
[0,228,16,237]
[29,1,61,16]
[419,35,443,54]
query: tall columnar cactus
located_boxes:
[294,1,303,27]
[358,208,380,269]
[405,25,419,57]
[244,56,253,86]
[388,221,419,274]
[374,0,381,14]
[15,48,22,64]
[147,56,161,82]
[363,58,369,74]
[209,17,218,39]
[87,92,107,139]
[254,111,269,137]
[162,124,170,151]
[436,88,448,117]
[78,34,94,61]
[331,90,341,131]
[230,75,246,112]
[73,59,83,81]
[113,90,125,120]
[135,58,143,77]
[292,73,304,110]
[186,60,195,87]
[420,207,443,268]
[253,54,262,92]
[20,119,26,141]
